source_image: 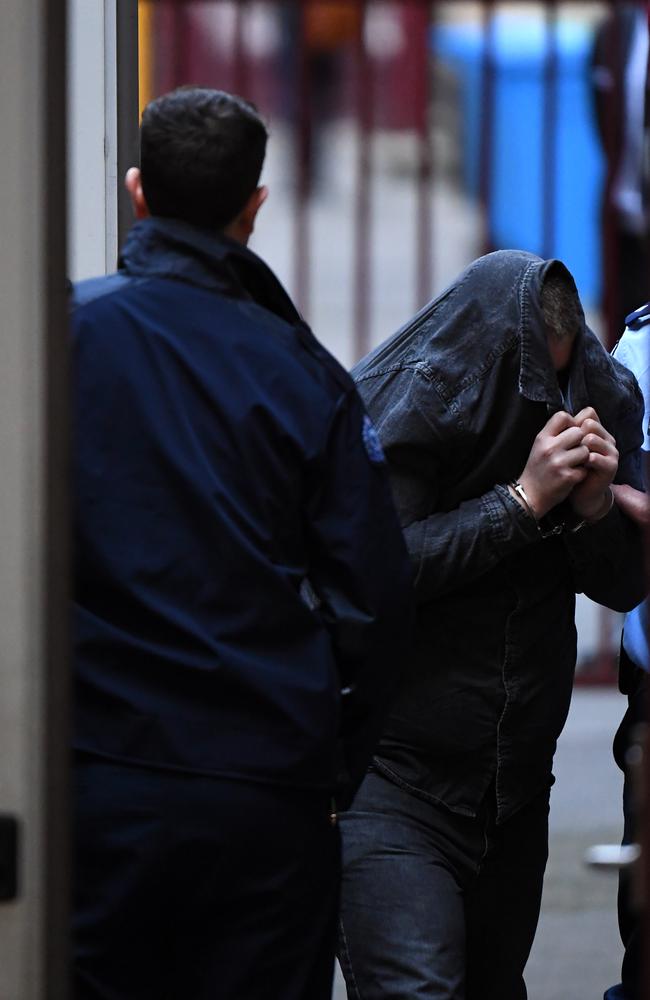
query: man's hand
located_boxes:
[610,484,650,528]
[516,411,589,519]
[569,407,618,522]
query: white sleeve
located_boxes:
[614,325,650,451]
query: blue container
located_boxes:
[433,15,605,306]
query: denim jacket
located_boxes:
[352,250,645,822]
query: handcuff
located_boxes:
[508,480,613,538]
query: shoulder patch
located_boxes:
[624,302,650,331]
[362,415,386,464]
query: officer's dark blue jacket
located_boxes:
[72,217,412,802]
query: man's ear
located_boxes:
[226,186,269,245]
[125,167,149,220]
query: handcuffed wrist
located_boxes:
[508,480,538,522]
[508,480,573,539]
[583,487,615,524]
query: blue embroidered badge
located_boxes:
[362,415,386,465]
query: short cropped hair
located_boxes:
[540,267,584,343]
[140,87,268,231]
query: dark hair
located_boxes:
[540,267,584,343]
[139,87,268,231]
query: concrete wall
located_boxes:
[0,0,49,992]
[0,0,67,995]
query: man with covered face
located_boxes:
[337,250,646,1000]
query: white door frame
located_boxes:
[68,0,139,282]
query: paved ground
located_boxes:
[331,688,626,1000]
[525,688,625,1000]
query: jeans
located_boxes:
[337,769,549,999]
[73,756,340,1000]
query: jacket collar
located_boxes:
[119,217,303,328]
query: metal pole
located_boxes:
[601,0,624,350]
[233,1,250,97]
[541,0,559,261]
[294,1,311,316]
[415,0,434,310]
[478,0,496,256]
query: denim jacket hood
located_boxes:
[354,249,595,414]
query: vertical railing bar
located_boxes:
[233,0,249,97]
[415,0,434,310]
[602,0,624,350]
[478,0,497,256]
[541,0,559,261]
[153,1,170,95]
[294,1,311,317]
[173,1,185,88]
[354,0,372,361]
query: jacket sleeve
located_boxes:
[305,387,414,808]
[562,373,647,612]
[359,366,541,605]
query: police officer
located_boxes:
[71,87,412,1000]
[606,302,650,1000]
